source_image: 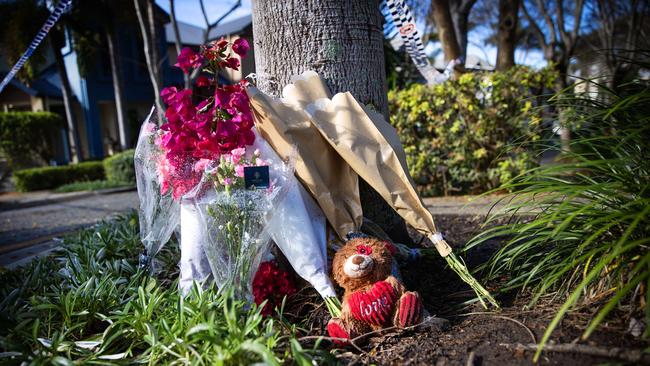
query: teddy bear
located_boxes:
[327,234,423,342]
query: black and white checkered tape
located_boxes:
[384,0,456,84]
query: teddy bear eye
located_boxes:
[356,245,372,255]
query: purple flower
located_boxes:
[175,47,203,74]
[232,38,250,57]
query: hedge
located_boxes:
[13,161,105,192]
[389,66,557,196]
[0,111,64,168]
[103,149,135,184]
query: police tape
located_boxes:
[0,0,72,94]
[383,0,459,84]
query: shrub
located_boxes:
[466,78,650,360]
[13,161,105,191]
[389,66,557,196]
[0,111,64,168]
[103,149,135,183]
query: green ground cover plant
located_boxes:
[465,77,650,361]
[389,66,557,196]
[0,213,333,365]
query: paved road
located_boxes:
[0,191,139,253]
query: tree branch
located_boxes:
[570,0,585,50]
[191,0,242,80]
[555,0,569,46]
[535,0,557,44]
[521,1,548,51]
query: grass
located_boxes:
[0,212,334,365]
[465,77,650,361]
[53,180,134,193]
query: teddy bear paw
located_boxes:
[327,318,350,345]
[397,291,423,327]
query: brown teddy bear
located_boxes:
[327,235,423,342]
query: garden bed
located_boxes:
[325,214,650,365]
[1,213,647,365]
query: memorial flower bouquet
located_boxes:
[135,37,296,302]
[135,36,341,316]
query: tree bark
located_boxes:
[431,0,462,63]
[51,29,81,163]
[105,27,129,151]
[496,0,519,70]
[251,0,412,243]
[449,0,476,62]
[133,0,164,121]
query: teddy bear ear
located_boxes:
[345,231,369,241]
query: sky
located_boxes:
[155,0,251,28]
[155,0,546,69]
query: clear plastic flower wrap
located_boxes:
[134,108,180,269]
[183,143,296,302]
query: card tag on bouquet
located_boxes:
[244,166,270,189]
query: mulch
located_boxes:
[286,214,650,365]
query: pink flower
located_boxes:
[232,38,250,57]
[175,47,203,74]
[193,158,212,173]
[160,87,178,105]
[230,147,246,164]
[222,177,233,186]
[143,122,157,135]
[235,164,245,177]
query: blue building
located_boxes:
[0,10,254,162]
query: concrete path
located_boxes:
[0,190,139,267]
[0,191,506,268]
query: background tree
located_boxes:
[168,0,190,89]
[520,0,585,151]
[584,0,650,89]
[133,0,164,122]
[447,0,478,61]
[520,0,585,89]
[430,0,464,62]
[412,0,477,63]
[251,0,412,243]
[50,23,81,162]
[191,0,241,81]
[495,0,519,70]
[0,0,81,162]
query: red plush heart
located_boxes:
[348,281,398,326]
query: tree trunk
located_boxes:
[51,29,81,163]
[449,5,471,61]
[169,0,190,89]
[251,0,412,243]
[496,0,519,70]
[105,27,129,151]
[133,0,164,121]
[431,0,462,63]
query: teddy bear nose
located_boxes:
[352,256,364,265]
